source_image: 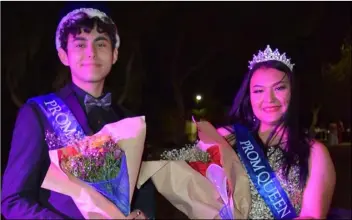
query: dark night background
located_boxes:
[1,1,351,218]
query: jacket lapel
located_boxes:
[56,84,93,136]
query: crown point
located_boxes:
[248,45,294,71]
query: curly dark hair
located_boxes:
[58,12,118,52]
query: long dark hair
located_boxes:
[230,60,312,188]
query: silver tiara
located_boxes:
[55,8,120,51]
[248,45,294,71]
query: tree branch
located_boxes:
[171,31,186,80]
[118,51,135,105]
[6,68,24,108]
[180,49,218,85]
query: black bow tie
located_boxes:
[84,93,112,113]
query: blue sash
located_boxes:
[233,124,297,219]
[28,93,85,149]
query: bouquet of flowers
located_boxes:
[137,120,251,219]
[160,142,221,176]
[41,116,146,219]
[160,142,234,219]
[58,134,123,184]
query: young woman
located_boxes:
[217,45,336,219]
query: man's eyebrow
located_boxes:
[73,36,87,41]
[94,36,109,42]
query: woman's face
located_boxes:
[249,67,291,127]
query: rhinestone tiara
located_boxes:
[55,8,120,51]
[248,45,294,71]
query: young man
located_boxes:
[1,8,155,219]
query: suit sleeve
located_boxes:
[1,104,66,219]
[131,179,157,219]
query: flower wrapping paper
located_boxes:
[41,116,146,219]
[137,121,251,219]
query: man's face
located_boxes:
[59,26,118,84]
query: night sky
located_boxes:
[1,2,351,171]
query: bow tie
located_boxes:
[84,93,112,113]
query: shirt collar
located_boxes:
[70,82,110,108]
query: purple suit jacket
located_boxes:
[1,84,156,219]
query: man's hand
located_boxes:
[126,210,148,219]
[295,216,315,219]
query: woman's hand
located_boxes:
[194,119,228,147]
